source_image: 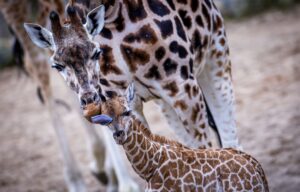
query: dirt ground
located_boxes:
[0,6,300,192]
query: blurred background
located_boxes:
[0,0,300,191]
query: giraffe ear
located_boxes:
[125,83,135,104]
[85,5,105,37]
[24,23,55,50]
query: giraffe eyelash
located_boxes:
[51,63,65,71]
[121,110,131,116]
[91,50,102,60]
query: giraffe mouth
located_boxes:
[82,103,101,122]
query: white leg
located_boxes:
[154,100,196,147]
[196,21,241,149]
[47,99,86,192]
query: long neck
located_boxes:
[122,116,186,181]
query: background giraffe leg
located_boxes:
[47,98,86,192]
[158,79,213,149]
[196,21,241,149]
[154,100,192,147]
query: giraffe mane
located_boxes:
[133,117,188,149]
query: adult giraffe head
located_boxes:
[24,3,107,118]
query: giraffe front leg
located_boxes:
[196,27,241,149]
[155,100,192,147]
[160,79,212,149]
[47,99,86,192]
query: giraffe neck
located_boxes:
[122,116,186,181]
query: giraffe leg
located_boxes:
[196,22,241,149]
[155,100,192,147]
[47,99,86,192]
[159,79,212,149]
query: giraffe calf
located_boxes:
[92,84,269,192]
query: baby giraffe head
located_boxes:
[92,83,136,145]
[24,3,106,118]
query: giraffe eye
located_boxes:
[52,63,65,72]
[91,50,102,60]
[121,110,131,116]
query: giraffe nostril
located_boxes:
[93,94,100,103]
[80,98,87,107]
[113,130,124,138]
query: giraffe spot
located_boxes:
[100,78,110,86]
[105,90,118,98]
[204,0,212,9]
[100,27,113,39]
[110,80,127,89]
[163,58,178,76]
[184,84,192,99]
[191,104,200,123]
[202,164,212,173]
[189,58,194,74]
[192,30,202,50]
[177,0,187,4]
[154,19,173,39]
[169,41,188,58]
[213,14,223,32]
[227,159,240,173]
[219,37,226,46]
[234,155,247,165]
[123,24,158,44]
[174,100,188,111]
[191,0,199,12]
[147,0,170,17]
[230,174,243,190]
[192,86,199,96]
[112,4,125,31]
[238,167,251,181]
[123,0,147,22]
[155,46,166,61]
[196,15,204,27]
[174,16,187,42]
[120,44,150,72]
[178,9,192,29]
[244,180,252,190]
[202,3,211,30]
[166,0,175,10]
[193,171,203,185]
[100,45,123,75]
[144,65,162,80]
[163,81,179,97]
[184,173,195,183]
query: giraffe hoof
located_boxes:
[91,170,109,186]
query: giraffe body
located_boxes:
[96,84,269,192]
[24,0,240,149]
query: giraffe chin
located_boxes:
[83,103,101,122]
[113,135,126,145]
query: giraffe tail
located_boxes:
[203,93,222,147]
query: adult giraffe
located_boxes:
[1,0,140,191]
[24,0,241,150]
[24,0,241,186]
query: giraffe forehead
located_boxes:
[54,42,94,63]
[101,97,127,116]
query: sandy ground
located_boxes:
[0,6,300,192]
